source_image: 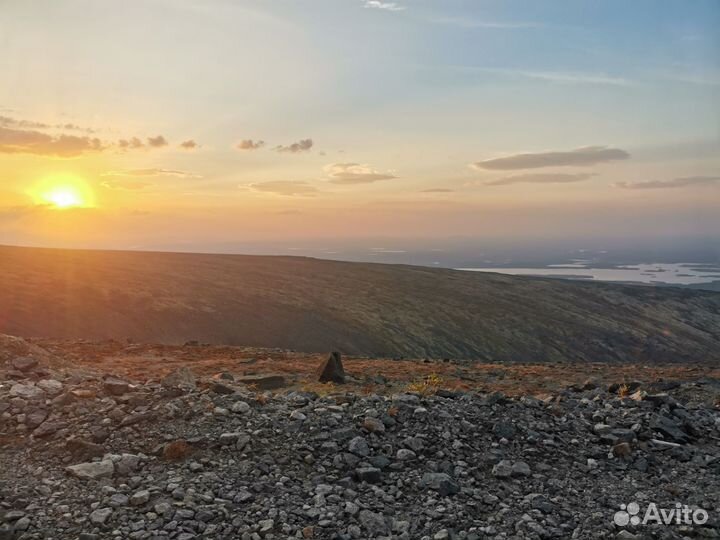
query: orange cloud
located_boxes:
[237,139,265,150]
[0,126,104,157]
[325,163,396,184]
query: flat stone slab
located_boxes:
[237,374,287,390]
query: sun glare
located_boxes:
[30,174,95,209]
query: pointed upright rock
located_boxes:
[317,351,345,384]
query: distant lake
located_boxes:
[458,262,720,285]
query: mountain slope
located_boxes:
[0,244,718,362]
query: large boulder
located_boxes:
[317,351,345,384]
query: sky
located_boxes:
[0,0,718,254]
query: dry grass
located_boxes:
[22,338,720,399]
[406,373,444,395]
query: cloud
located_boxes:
[325,163,396,184]
[0,115,96,133]
[147,135,168,148]
[484,172,595,186]
[274,139,313,153]
[364,1,405,11]
[248,181,319,196]
[449,67,630,86]
[0,116,51,129]
[0,120,170,157]
[118,137,145,150]
[421,188,455,193]
[101,180,153,190]
[180,140,198,150]
[0,126,104,157]
[102,168,201,179]
[237,139,265,151]
[614,176,720,190]
[473,146,630,170]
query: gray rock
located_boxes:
[317,351,346,384]
[11,356,38,372]
[358,510,388,535]
[66,460,115,480]
[89,508,112,526]
[161,366,196,389]
[419,472,460,496]
[9,383,44,400]
[237,374,287,390]
[356,466,382,483]
[37,379,63,396]
[348,436,370,457]
[231,400,251,414]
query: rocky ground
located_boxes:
[1,335,719,539]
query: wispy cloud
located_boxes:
[101,180,153,190]
[275,139,313,153]
[451,66,631,87]
[364,1,405,11]
[473,146,630,170]
[484,173,595,186]
[102,168,201,179]
[0,115,96,133]
[614,176,720,190]
[325,163,396,184]
[248,181,319,196]
[237,139,265,151]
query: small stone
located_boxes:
[362,417,385,433]
[356,466,382,483]
[89,507,112,526]
[210,382,236,395]
[613,442,633,458]
[419,472,460,496]
[358,510,388,535]
[348,436,370,457]
[37,379,63,396]
[130,489,150,506]
[290,410,307,421]
[396,449,416,461]
[492,460,513,478]
[219,432,242,445]
[231,401,251,414]
[258,519,274,533]
[163,440,193,461]
[103,376,130,396]
[511,461,531,477]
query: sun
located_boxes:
[45,187,84,208]
[30,174,95,209]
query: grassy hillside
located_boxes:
[0,244,718,362]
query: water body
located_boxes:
[458,263,720,286]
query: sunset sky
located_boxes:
[1,0,718,252]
